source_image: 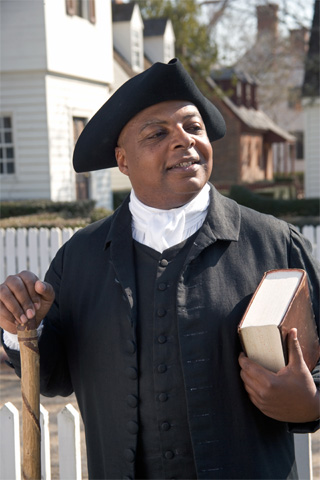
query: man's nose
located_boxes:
[172,127,195,149]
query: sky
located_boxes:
[199,0,315,65]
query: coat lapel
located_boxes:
[104,197,137,322]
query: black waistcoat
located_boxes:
[134,238,198,480]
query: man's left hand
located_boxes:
[239,328,320,423]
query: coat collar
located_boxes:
[104,183,240,248]
[205,183,240,242]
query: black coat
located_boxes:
[6,185,320,479]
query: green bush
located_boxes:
[90,207,113,223]
[229,185,320,217]
[0,199,96,219]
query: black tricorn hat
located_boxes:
[73,58,226,172]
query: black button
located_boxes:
[161,422,170,431]
[157,364,167,373]
[157,307,167,317]
[160,259,168,267]
[158,335,167,344]
[127,421,139,434]
[126,340,136,354]
[164,450,174,459]
[127,395,138,408]
[158,393,168,402]
[158,282,167,291]
[124,448,135,462]
[126,367,138,380]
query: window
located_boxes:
[164,41,174,63]
[66,0,96,24]
[292,131,304,160]
[132,29,142,70]
[288,87,302,110]
[0,116,15,174]
[73,117,90,200]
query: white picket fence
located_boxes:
[0,225,319,282]
[0,402,315,480]
[0,402,82,480]
[0,227,78,282]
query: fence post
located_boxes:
[4,228,16,277]
[62,228,75,245]
[39,228,50,280]
[0,402,21,480]
[50,228,62,260]
[17,228,28,273]
[302,225,317,260]
[294,433,313,480]
[28,228,39,276]
[315,225,320,262]
[58,403,82,480]
[40,404,51,480]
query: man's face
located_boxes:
[115,100,213,209]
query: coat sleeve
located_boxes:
[287,225,320,433]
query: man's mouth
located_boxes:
[169,160,199,169]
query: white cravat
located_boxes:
[129,184,210,253]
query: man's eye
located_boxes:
[147,130,165,139]
[187,124,203,133]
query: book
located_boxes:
[238,269,320,373]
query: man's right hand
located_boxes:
[0,271,55,334]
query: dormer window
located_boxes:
[66,0,96,24]
[132,29,143,71]
[236,81,242,104]
[112,2,144,72]
[164,40,174,63]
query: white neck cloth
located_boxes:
[129,184,210,253]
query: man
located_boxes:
[1,59,319,479]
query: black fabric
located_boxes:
[134,239,197,479]
[3,185,319,479]
[73,58,226,172]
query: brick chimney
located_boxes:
[290,28,309,54]
[256,3,279,41]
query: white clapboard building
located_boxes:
[0,0,114,209]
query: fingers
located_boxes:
[1,272,38,323]
[0,271,55,333]
[238,341,319,422]
[287,328,304,367]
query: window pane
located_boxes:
[4,117,11,128]
[4,131,12,143]
[7,162,15,174]
[0,162,3,174]
[0,148,2,159]
[6,147,14,159]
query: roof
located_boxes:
[112,48,152,81]
[211,67,259,85]
[144,18,168,36]
[112,2,135,22]
[207,77,296,143]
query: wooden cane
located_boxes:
[17,318,41,480]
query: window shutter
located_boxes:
[66,0,76,16]
[89,0,96,24]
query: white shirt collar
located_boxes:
[129,184,210,253]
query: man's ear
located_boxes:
[115,146,129,176]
